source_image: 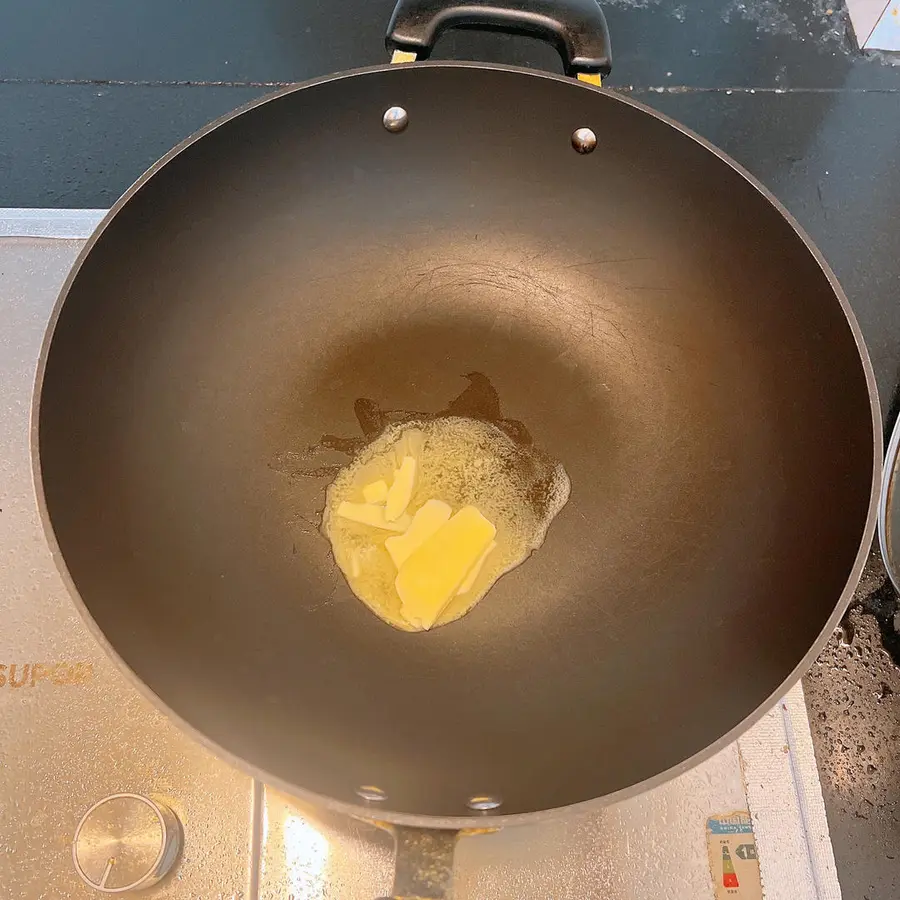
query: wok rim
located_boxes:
[31,60,882,830]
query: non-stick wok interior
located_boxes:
[38,65,875,818]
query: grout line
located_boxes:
[0,77,301,87]
[738,684,843,900]
[620,85,900,94]
[248,779,265,900]
[0,207,105,238]
[0,77,898,94]
[779,700,829,900]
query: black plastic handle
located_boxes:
[386,0,612,77]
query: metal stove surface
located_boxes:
[0,210,841,900]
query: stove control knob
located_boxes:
[73,793,181,893]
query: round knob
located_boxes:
[72,794,181,893]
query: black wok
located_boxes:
[35,0,880,895]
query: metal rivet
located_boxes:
[356,785,388,802]
[571,127,598,154]
[467,795,502,812]
[382,106,409,133]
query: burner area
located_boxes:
[0,211,841,899]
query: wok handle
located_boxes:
[374,825,459,899]
[386,0,612,78]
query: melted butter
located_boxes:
[322,417,570,632]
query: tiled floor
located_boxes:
[1,0,899,894]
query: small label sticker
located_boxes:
[706,811,762,900]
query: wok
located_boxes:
[35,0,880,895]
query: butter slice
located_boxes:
[385,456,417,521]
[396,506,496,630]
[457,540,496,596]
[385,499,452,569]
[336,502,411,532]
[362,479,389,504]
[395,428,424,465]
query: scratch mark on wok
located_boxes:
[623,285,675,292]
[565,256,654,270]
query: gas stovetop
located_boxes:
[0,209,842,900]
